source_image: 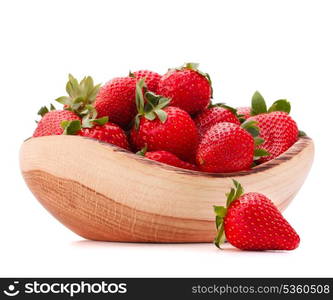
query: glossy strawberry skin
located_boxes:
[79,122,130,150]
[130,106,199,162]
[33,110,80,137]
[224,192,300,250]
[194,107,240,137]
[237,107,251,120]
[145,150,198,171]
[132,70,161,93]
[94,77,137,128]
[196,122,254,173]
[248,111,298,162]
[157,69,211,115]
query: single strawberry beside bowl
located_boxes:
[196,121,268,173]
[129,70,161,93]
[194,105,240,137]
[157,62,212,115]
[214,180,300,251]
[137,147,198,171]
[130,79,199,162]
[247,91,299,162]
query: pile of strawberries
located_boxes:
[33,64,305,251]
[33,63,303,174]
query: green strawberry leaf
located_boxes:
[254,148,270,160]
[135,78,146,114]
[155,109,168,123]
[241,120,260,137]
[37,106,49,117]
[251,91,267,115]
[61,120,81,135]
[136,144,148,156]
[298,130,307,137]
[254,137,265,146]
[268,99,291,114]
[145,111,156,121]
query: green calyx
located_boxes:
[241,120,270,160]
[136,144,148,156]
[61,120,82,135]
[241,119,260,137]
[214,180,244,248]
[80,104,109,128]
[251,91,291,116]
[134,78,171,130]
[37,104,56,117]
[55,74,101,116]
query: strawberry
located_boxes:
[214,180,300,250]
[157,63,212,115]
[196,121,268,173]
[94,77,137,128]
[60,117,130,150]
[78,122,130,150]
[247,91,299,162]
[33,105,80,137]
[130,79,199,162]
[236,106,251,121]
[137,147,198,171]
[194,105,240,137]
[130,70,161,93]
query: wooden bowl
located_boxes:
[20,135,314,243]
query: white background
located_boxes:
[0,0,332,277]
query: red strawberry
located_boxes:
[194,106,240,137]
[247,91,298,162]
[94,77,137,128]
[214,180,300,250]
[130,79,199,162]
[236,106,251,120]
[139,149,198,171]
[79,122,130,150]
[130,70,161,93]
[157,63,212,114]
[249,112,298,162]
[59,117,129,150]
[33,106,80,137]
[196,122,259,173]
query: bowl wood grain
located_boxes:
[20,135,314,242]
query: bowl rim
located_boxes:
[24,136,313,178]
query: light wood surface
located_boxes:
[20,135,314,242]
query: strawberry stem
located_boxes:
[213,180,244,249]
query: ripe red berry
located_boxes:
[33,109,80,137]
[79,122,130,150]
[131,79,199,162]
[95,77,137,128]
[248,111,298,162]
[236,106,251,120]
[144,150,198,171]
[131,106,199,162]
[194,106,240,137]
[157,63,212,115]
[214,180,300,251]
[131,70,161,93]
[196,122,254,173]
